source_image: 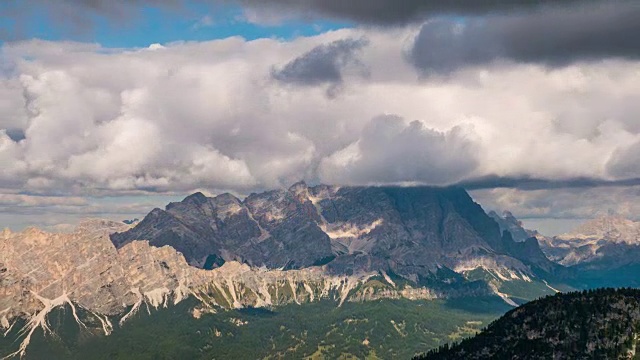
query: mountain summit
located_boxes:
[111,184,556,286]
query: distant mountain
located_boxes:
[542,215,640,267]
[415,288,640,360]
[488,210,539,243]
[4,188,640,358]
[487,212,640,288]
[111,184,559,288]
[1,185,570,358]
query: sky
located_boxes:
[2,0,640,235]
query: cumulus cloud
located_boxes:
[272,37,369,96]
[606,140,640,179]
[2,29,640,223]
[319,115,479,185]
[409,2,640,73]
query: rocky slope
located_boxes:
[488,210,539,243]
[0,219,491,359]
[0,185,569,358]
[111,184,558,285]
[415,288,640,360]
[543,216,640,268]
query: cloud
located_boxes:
[319,115,479,185]
[606,140,640,179]
[409,2,640,73]
[271,37,369,96]
[235,0,589,25]
[2,30,640,202]
[458,176,640,191]
[0,194,87,207]
[3,0,595,29]
[471,186,640,224]
[192,14,215,30]
[3,0,622,44]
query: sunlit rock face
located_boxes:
[0,185,565,358]
[539,215,640,269]
[1,219,444,358]
[112,184,555,281]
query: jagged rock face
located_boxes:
[488,211,539,243]
[112,184,554,281]
[111,190,333,270]
[1,220,410,321]
[3,219,458,358]
[559,215,640,244]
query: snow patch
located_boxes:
[323,219,383,240]
[543,280,560,293]
[1,292,82,360]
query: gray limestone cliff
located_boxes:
[111,184,557,283]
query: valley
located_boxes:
[2,185,640,359]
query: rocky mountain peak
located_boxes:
[4,220,432,358]
[288,180,309,193]
[537,215,640,268]
[488,210,538,243]
[111,184,556,283]
[174,191,209,207]
[559,215,640,244]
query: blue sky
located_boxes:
[1,2,351,48]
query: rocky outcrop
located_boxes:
[112,184,556,282]
[0,220,454,359]
[488,211,539,243]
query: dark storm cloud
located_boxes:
[458,175,640,191]
[409,1,640,73]
[271,38,369,90]
[238,0,592,25]
[1,0,182,39]
[3,0,609,39]
[7,0,595,25]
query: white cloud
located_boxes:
[1,28,640,210]
[192,15,215,30]
[319,115,479,185]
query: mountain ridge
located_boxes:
[0,217,503,359]
[111,184,558,284]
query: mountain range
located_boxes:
[111,183,557,285]
[490,211,640,288]
[2,184,640,358]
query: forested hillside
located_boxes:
[416,288,640,360]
